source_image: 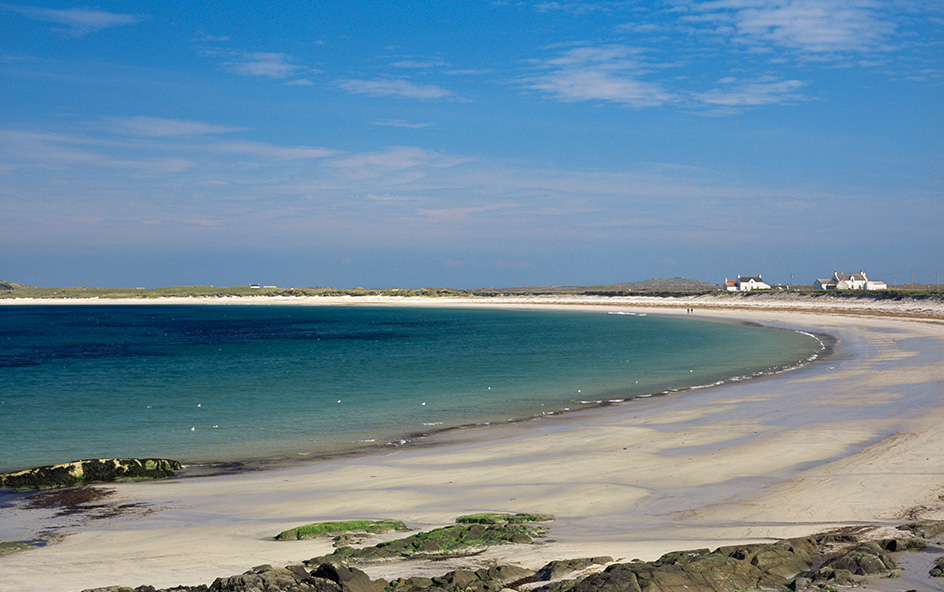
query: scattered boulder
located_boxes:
[310,563,376,592]
[805,566,857,587]
[1,458,182,490]
[930,555,944,577]
[534,557,613,581]
[209,565,337,592]
[79,520,939,592]
[898,520,944,540]
[568,543,809,592]
[876,537,923,552]
[816,541,897,576]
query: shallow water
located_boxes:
[0,305,821,472]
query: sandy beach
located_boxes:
[2,294,944,592]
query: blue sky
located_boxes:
[1,1,942,288]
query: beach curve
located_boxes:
[1,295,943,591]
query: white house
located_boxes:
[725,274,771,292]
[815,270,886,291]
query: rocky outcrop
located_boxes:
[305,515,551,564]
[813,541,897,577]
[899,520,944,539]
[566,543,811,592]
[533,557,614,581]
[80,520,944,592]
[1,458,182,490]
[277,520,408,542]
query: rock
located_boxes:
[930,555,944,577]
[475,564,536,585]
[807,567,857,586]
[431,570,478,589]
[209,565,337,592]
[716,538,816,579]
[1,458,182,490]
[571,550,792,592]
[877,537,922,552]
[818,541,897,575]
[898,520,944,540]
[787,575,812,590]
[310,563,377,592]
[386,576,434,591]
[531,581,580,592]
[535,557,613,581]
[305,521,547,564]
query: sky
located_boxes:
[1,1,942,289]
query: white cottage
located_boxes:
[815,270,886,291]
[725,274,771,291]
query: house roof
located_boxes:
[835,271,867,281]
[739,276,765,283]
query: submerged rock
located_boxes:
[1,458,182,490]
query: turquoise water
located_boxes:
[0,305,822,473]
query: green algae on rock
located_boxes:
[0,458,182,490]
[0,541,41,556]
[276,520,409,541]
[455,512,553,524]
[304,516,553,565]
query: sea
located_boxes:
[0,304,823,473]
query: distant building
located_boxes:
[724,274,771,292]
[249,284,261,289]
[815,270,886,291]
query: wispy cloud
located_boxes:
[223,52,301,78]
[102,116,243,137]
[213,141,337,160]
[695,76,808,107]
[337,78,459,101]
[3,4,147,36]
[390,58,447,69]
[521,45,676,107]
[372,120,434,128]
[533,2,617,15]
[677,0,898,54]
[327,146,470,181]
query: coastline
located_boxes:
[2,295,944,591]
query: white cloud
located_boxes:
[213,141,337,160]
[3,5,147,36]
[223,52,300,78]
[679,0,898,54]
[103,117,243,137]
[522,45,676,107]
[372,120,434,128]
[695,76,808,106]
[533,2,615,14]
[390,58,447,69]
[328,146,469,180]
[337,78,459,100]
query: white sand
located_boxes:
[2,295,943,592]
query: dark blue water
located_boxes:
[0,305,821,472]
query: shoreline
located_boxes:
[2,296,944,591]
[0,298,828,476]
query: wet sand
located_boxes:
[1,295,943,591]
